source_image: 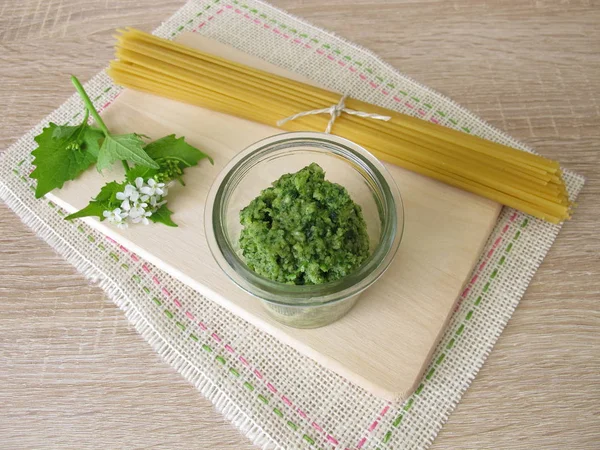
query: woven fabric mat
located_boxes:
[0,0,585,448]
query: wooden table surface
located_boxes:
[1,1,598,448]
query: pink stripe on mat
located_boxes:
[327,435,339,445]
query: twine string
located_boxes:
[277,94,392,133]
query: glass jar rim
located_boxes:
[204,131,404,307]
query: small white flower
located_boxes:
[130,210,152,225]
[116,184,140,202]
[135,177,145,190]
[103,207,128,228]
[140,178,166,197]
[128,205,146,220]
[107,177,170,227]
[121,199,148,212]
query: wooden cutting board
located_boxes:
[48,32,501,401]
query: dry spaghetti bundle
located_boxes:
[108,28,571,223]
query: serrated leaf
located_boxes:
[94,181,126,205]
[81,128,104,158]
[52,125,79,140]
[97,133,159,172]
[30,123,99,198]
[64,181,125,221]
[50,112,104,158]
[64,202,106,221]
[144,134,212,168]
[125,165,158,183]
[52,123,103,145]
[149,204,178,227]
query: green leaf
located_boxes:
[144,134,212,167]
[52,125,103,155]
[138,135,212,185]
[97,133,159,172]
[125,165,158,183]
[51,111,104,158]
[83,130,104,158]
[149,204,178,227]
[93,181,126,205]
[64,202,106,220]
[30,122,100,198]
[64,181,125,221]
[31,77,210,228]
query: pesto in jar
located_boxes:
[239,163,369,285]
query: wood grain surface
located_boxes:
[1,0,598,449]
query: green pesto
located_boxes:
[239,163,369,285]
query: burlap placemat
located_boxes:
[0,1,584,448]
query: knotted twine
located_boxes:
[277,94,392,133]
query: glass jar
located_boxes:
[205,132,404,328]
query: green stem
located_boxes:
[70,75,110,136]
[122,160,130,174]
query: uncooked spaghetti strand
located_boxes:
[120,28,560,173]
[119,32,560,176]
[122,29,561,175]
[110,59,568,213]
[111,60,563,204]
[110,29,571,221]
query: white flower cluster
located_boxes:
[103,177,168,228]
